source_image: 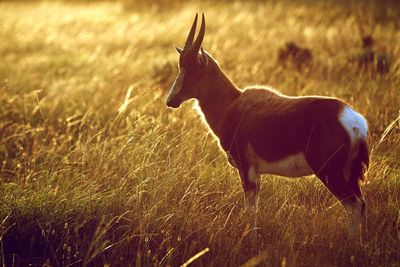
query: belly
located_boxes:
[255,152,314,177]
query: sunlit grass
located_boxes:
[0,1,399,266]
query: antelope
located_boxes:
[166,14,369,239]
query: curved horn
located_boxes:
[190,13,205,53]
[184,13,198,49]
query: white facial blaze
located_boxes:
[167,68,185,103]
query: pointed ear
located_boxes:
[199,47,209,66]
[175,45,183,54]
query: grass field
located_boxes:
[0,0,399,266]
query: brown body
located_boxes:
[166,14,369,239]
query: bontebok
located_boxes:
[166,13,369,239]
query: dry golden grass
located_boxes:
[0,1,399,266]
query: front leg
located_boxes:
[239,165,260,241]
[239,165,260,211]
[227,151,259,209]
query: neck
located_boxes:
[197,66,241,137]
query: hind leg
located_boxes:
[317,168,365,240]
[340,184,365,241]
[304,121,365,239]
[349,178,367,238]
[349,158,367,225]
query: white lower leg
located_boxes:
[244,190,259,241]
[344,199,364,240]
[244,166,259,212]
[244,190,259,212]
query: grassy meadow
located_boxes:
[0,0,399,266]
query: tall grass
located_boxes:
[0,1,399,266]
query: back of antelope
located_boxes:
[166,13,369,240]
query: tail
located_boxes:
[350,139,370,197]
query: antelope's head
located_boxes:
[166,13,215,108]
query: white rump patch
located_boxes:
[339,106,368,146]
[247,145,313,177]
